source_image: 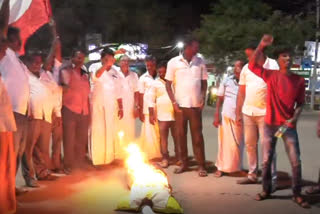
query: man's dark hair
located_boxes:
[145,55,156,62]
[184,36,199,48]
[101,47,114,58]
[157,61,167,69]
[273,47,292,59]
[71,48,86,58]
[7,27,20,42]
[23,49,43,63]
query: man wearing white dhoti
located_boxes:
[90,48,124,165]
[138,55,161,160]
[115,55,139,159]
[213,60,244,177]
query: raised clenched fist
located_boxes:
[260,34,273,48]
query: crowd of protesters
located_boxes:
[1,0,320,213]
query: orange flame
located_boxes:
[125,144,169,189]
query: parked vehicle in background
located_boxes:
[207,84,218,106]
[206,73,222,107]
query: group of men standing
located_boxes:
[0,0,210,211]
[213,35,314,208]
[1,0,320,212]
[88,37,209,178]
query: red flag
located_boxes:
[11,0,52,55]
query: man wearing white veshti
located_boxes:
[213,60,244,177]
[115,55,139,159]
[138,55,161,160]
[90,48,124,165]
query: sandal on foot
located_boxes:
[292,196,310,209]
[198,169,208,177]
[254,192,270,201]
[306,185,320,195]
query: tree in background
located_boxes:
[194,0,315,73]
[50,0,175,57]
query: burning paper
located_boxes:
[116,143,183,213]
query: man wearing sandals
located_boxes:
[250,34,309,208]
[165,37,208,177]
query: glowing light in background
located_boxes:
[176,41,184,49]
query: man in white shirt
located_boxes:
[40,60,63,173]
[213,60,244,177]
[149,62,178,168]
[165,37,208,177]
[115,55,139,158]
[138,55,161,160]
[90,48,124,165]
[22,52,59,188]
[41,24,64,173]
[0,5,30,194]
[236,45,279,186]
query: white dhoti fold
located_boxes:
[139,115,161,160]
[91,102,117,165]
[215,116,244,173]
[115,110,136,160]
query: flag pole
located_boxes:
[311,0,320,110]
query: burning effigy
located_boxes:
[116,143,183,214]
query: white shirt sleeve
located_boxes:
[138,77,145,94]
[132,72,139,92]
[264,57,279,70]
[148,85,156,108]
[165,60,175,81]
[201,62,209,80]
[53,87,62,118]
[239,65,247,85]
[115,72,124,100]
[89,63,99,82]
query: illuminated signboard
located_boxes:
[88,43,148,61]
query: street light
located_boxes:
[177,41,184,49]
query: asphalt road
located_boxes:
[16,106,320,214]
